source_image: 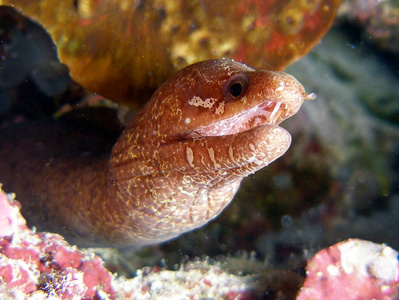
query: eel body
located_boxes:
[0,59,314,247]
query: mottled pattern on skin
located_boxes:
[0,59,313,247]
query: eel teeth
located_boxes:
[269,102,281,120]
[192,100,288,137]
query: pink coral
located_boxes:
[0,189,27,236]
[0,189,115,299]
[298,239,399,300]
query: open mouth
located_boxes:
[195,100,289,137]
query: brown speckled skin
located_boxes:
[0,59,309,247]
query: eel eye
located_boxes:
[223,73,250,101]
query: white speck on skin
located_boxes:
[188,96,218,109]
[214,101,225,115]
[207,147,221,169]
[186,147,195,168]
[185,118,191,124]
[228,146,234,162]
[276,81,285,92]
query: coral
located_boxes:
[297,239,399,299]
[0,189,116,299]
[113,261,260,300]
[0,1,341,107]
[0,188,27,236]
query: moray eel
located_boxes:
[0,59,315,247]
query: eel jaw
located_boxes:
[193,98,302,137]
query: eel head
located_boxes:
[145,59,315,142]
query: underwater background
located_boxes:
[0,0,398,298]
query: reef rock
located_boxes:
[0,188,115,299]
[298,239,399,299]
